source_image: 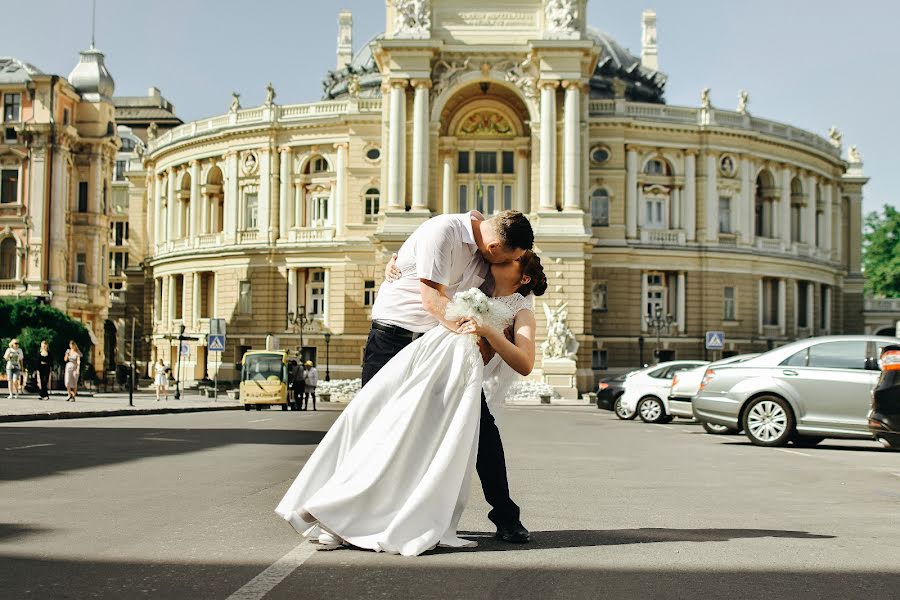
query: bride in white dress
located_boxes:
[275,252,547,556]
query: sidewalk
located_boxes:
[0,391,242,422]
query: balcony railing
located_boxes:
[755,237,784,253]
[237,230,259,243]
[110,289,127,304]
[639,228,685,246]
[289,227,335,243]
[0,280,17,292]
[67,283,89,303]
[865,298,900,313]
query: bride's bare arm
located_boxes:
[461,311,536,376]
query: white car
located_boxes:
[668,354,758,433]
[618,360,708,423]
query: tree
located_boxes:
[863,205,900,298]
[0,298,92,372]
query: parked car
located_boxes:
[869,344,900,450]
[693,335,899,447]
[619,360,708,423]
[597,373,630,411]
[669,354,759,433]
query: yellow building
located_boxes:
[140,1,868,392]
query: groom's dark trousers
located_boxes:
[362,322,522,528]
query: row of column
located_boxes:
[539,81,583,211]
[639,272,687,334]
[387,79,429,211]
[158,272,216,326]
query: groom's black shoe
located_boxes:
[496,522,530,544]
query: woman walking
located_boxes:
[4,339,24,399]
[63,341,82,401]
[153,358,169,401]
[303,360,318,411]
[36,340,52,401]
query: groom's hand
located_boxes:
[384,253,400,282]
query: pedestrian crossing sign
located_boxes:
[208,334,226,353]
[705,331,725,350]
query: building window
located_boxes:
[458,184,468,213]
[308,270,326,317]
[592,283,608,311]
[110,221,128,246]
[308,195,329,227]
[474,151,497,174]
[154,278,163,321]
[591,189,609,227]
[645,273,666,319]
[501,151,514,174]
[820,285,830,331]
[62,108,70,126]
[1,169,18,204]
[724,287,736,321]
[75,253,87,284]
[762,278,779,326]
[109,251,128,277]
[364,188,380,224]
[592,348,608,370]
[239,280,252,314]
[0,238,16,279]
[502,185,513,212]
[644,197,665,229]
[312,157,329,173]
[78,181,89,212]
[718,197,732,233]
[365,147,381,161]
[643,158,669,176]
[115,160,127,181]
[590,146,611,165]
[244,192,258,230]
[457,151,470,174]
[797,282,810,329]
[364,280,376,307]
[3,93,21,122]
[815,209,824,247]
[174,275,184,319]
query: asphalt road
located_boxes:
[1,406,898,600]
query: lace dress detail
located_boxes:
[482,293,534,410]
[491,292,534,322]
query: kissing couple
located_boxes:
[276,210,547,556]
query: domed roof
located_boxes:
[322,38,383,100]
[587,28,666,104]
[68,44,115,101]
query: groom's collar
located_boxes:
[464,211,485,254]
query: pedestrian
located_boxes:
[63,340,82,401]
[153,358,169,401]
[36,340,52,401]
[4,339,24,399]
[303,360,318,411]
[290,360,306,410]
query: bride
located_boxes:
[275,251,547,556]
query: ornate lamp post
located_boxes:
[323,331,331,382]
[644,305,674,362]
[174,323,186,399]
[287,304,309,361]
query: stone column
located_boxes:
[823,183,833,253]
[258,149,271,238]
[640,272,648,332]
[387,80,408,209]
[539,81,558,210]
[441,152,454,214]
[625,146,638,238]
[741,157,753,245]
[199,191,209,236]
[805,175,818,247]
[153,172,162,246]
[287,268,297,323]
[757,279,764,335]
[167,275,176,325]
[334,142,348,235]
[279,147,291,240]
[778,278,787,336]
[411,80,430,210]
[224,151,239,239]
[516,149,529,214]
[677,271,686,334]
[166,168,176,242]
[705,153,718,243]
[684,152,696,241]
[192,272,201,326]
[189,160,200,241]
[562,81,581,211]
[779,167,792,247]
[671,186,681,229]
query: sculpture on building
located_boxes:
[432,58,470,97]
[848,145,862,164]
[264,82,276,107]
[346,74,361,98]
[503,56,539,101]
[541,302,579,360]
[146,121,158,140]
[737,89,749,114]
[545,0,579,37]
[229,92,241,113]
[393,0,431,39]
[700,87,711,110]
[828,126,842,149]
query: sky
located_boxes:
[6,0,895,215]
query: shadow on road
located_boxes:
[434,527,835,554]
[0,523,51,543]
[0,427,325,482]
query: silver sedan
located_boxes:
[693,335,899,447]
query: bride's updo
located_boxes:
[516,251,547,297]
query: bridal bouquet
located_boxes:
[445,288,514,334]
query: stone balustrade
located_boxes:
[865,298,900,312]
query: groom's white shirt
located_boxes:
[372,212,489,333]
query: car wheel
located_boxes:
[792,435,824,447]
[244,405,250,412]
[742,395,794,447]
[614,397,637,420]
[638,396,666,424]
[702,421,737,435]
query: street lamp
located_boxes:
[323,331,331,382]
[174,323,186,400]
[644,305,674,363]
[287,304,309,362]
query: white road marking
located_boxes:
[658,425,674,430]
[225,542,317,600]
[248,418,272,423]
[777,448,812,457]
[3,443,55,451]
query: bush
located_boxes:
[0,298,92,371]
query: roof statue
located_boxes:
[545,0,579,38]
[229,92,241,113]
[700,87,711,110]
[848,145,862,164]
[737,90,749,115]
[264,82,276,107]
[393,0,431,39]
[828,126,842,149]
[147,121,158,140]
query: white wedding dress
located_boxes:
[275,292,532,557]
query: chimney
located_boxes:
[337,10,353,70]
[641,9,658,70]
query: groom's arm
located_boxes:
[420,280,464,333]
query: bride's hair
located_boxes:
[516,251,547,297]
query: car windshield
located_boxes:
[243,355,284,381]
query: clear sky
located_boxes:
[7,0,895,214]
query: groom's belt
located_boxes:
[371,320,423,340]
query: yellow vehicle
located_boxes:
[240,350,290,411]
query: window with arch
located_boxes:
[591,188,609,227]
[0,237,16,280]
[643,158,670,176]
[364,188,380,224]
[311,157,329,174]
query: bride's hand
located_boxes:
[458,318,497,339]
[384,253,400,282]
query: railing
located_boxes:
[198,233,222,247]
[0,281,17,292]
[67,283,89,303]
[289,227,335,242]
[639,228,685,246]
[864,298,900,312]
[237,230,259,243]
[755,237,784,253]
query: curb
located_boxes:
[0,405,243,423]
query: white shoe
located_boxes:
[313,531,344,550]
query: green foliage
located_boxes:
[863,205,900,298]
[0,298,92,371]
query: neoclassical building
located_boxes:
[139,1,870,391]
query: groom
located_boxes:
[364,210,534,544]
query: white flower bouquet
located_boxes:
[445,288,514,334]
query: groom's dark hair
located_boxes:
[491,210,534,251]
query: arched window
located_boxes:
[0,237,17,280]
[643,158,670,176]
[755,171,776,238]
[591,188,609,227]
[364,188,380,224]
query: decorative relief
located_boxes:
[346,75,361,98]
[719,154,738,178]
[432,58,470,97]
[544,0,579,39]
[241,151,259,175]
[393,0,431,39]
[457,111,515,137]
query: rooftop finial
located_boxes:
[90,0,96,49]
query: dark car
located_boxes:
[870,344,900,449]
[596,373,629,411]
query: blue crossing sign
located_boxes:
[705,331,725,350]
[208,334,226,353]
